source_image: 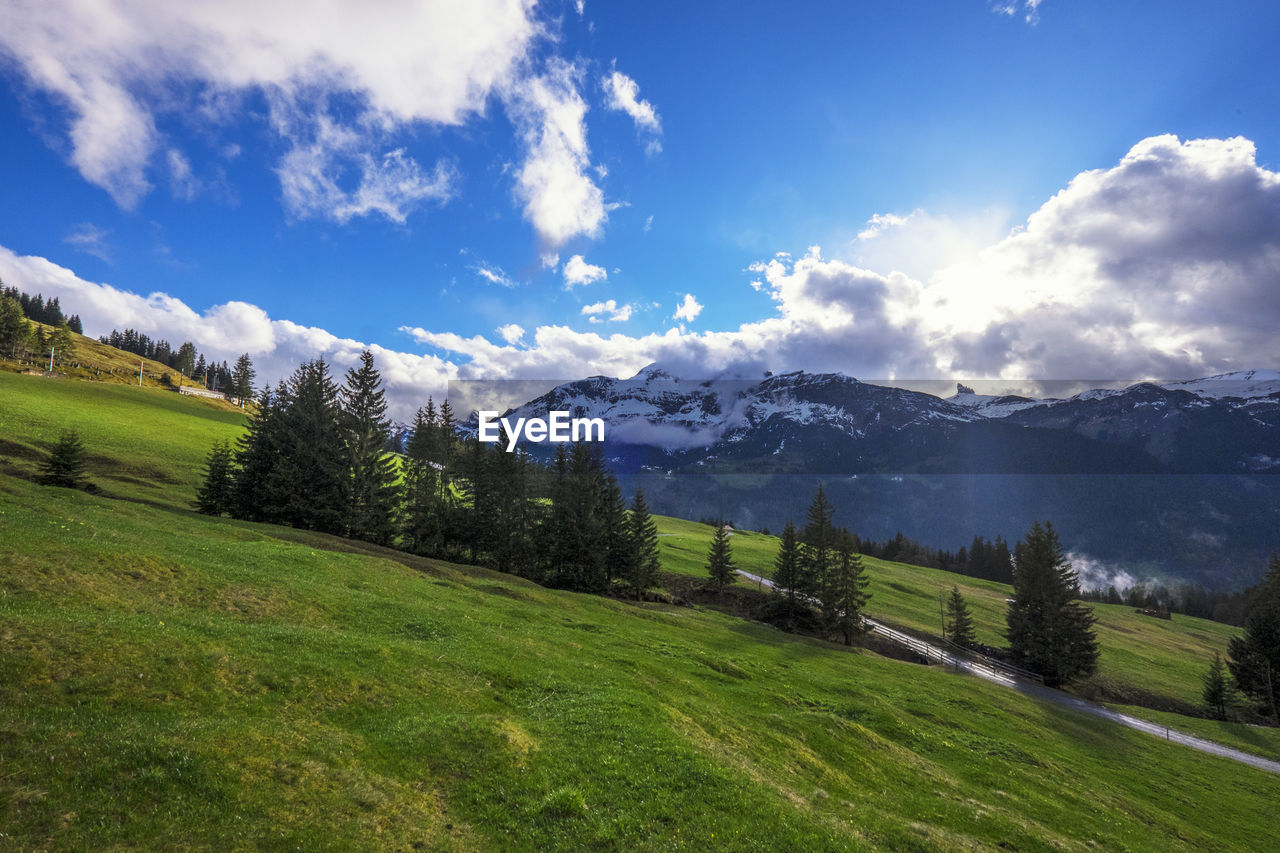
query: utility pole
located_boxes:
[138,359,143,386]
[48,346,54,373]
[939,588,947,642]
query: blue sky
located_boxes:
[1,0,1279,415]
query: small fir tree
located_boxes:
[1202,652,1235,721]
[827,530,871,645]
[772,520,803,628]
[1227,555,1280,721]
[627,488,661,599]
[705,525,737,591]
[195,440,235,515]
[39,429,89,489]
[945,585,977,648]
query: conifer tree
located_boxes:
[0,294,28,356]
[1005,521,1099,687]
[195,440,235,515]
[402,405,440,555]
[799,485,835,598]
[600,474,629,584]
[39,429,89,489]
[271,359,347,534]
[231,354,256,405]
[827,530,871,645]
[945,585,977,648]
[705,524,737,591]
[232,385,287,522]
[1227,554,1280,721]
[773,520,803,627]
[627,488,661,599]
[341,350,398,545]
[1202,652,1235,721]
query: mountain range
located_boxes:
[467,368,1280,589]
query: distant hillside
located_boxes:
[1,319,218,391]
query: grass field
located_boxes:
[1,321,202,389]
[3,372,1278,849]
[653,516,1248,717]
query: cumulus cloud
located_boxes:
[672,293,703,323]
[0,243,455,418]
[0,0,536,215]
[925,135,1280,379]
[497,323,525,345]
[506,59,607,246]
[581,299,632,323]
[563,254,607,288]
[851,207,1011,282]
[602,68,662,151]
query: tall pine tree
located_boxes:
[626,488,661,600]
[705,525,737,591]
[341,351,399,545]
[945,585,977,648]
[826,529,870,645]
[195,440,235,516]
[271,359,347,534]
[1227,554,1280,721]
[772,520,803,629]
[1005,521,1099,687]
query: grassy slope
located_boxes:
[2,373,1278,849]
[2,321,204,388]
[0,371,244,507]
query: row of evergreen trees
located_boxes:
[0,289,79,364]
[770,487,872,645]
[98,328,256,400]
[196,351,665,598]
[1,285,83,333]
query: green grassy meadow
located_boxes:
[2,371,1278,850]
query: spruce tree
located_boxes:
[627,488,661,600]
[945,585,977,648]
[772,520,802,628]
[1005,521,1100,687]
[195,440,235,516]
[39,429,89,489]
[705,524,737,591]
[231,354,256,405]
[402,405,440,555]
[1202,652,1234,721]
[0,294,28,356]
[1227,555,1280,721]
[799,485,835,599]
[232,385,286,522]
[341,350,398,545]
[827,530,870,645]
[600,474,629,585]
[271,360,347,534]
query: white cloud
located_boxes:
[0,0,537,214]
[474,263,517,287]
[602,69,662,137]
[7,134,1276,417]
[991,1,1043,25]
[63,223,112,262]
[506,59,607,246]
[166,149,200,201]
[0,242,455,419]
[673,293,703,323]
[643,215,653,233]
[581,299,632,323]
[497,323,525,345]
[540,252,560,269]
[563,254,607,288]
[924,135,1280,379]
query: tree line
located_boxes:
[1,286,79,365]
[196,351,664,598]
[1,284,83,332]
